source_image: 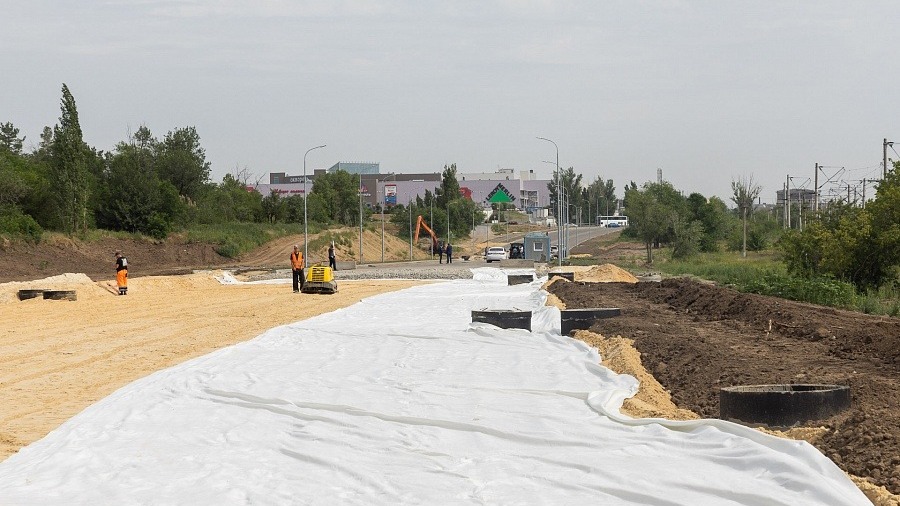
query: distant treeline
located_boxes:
[0,85,483,244]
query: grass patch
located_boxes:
[185,222,310,258]
[309,229,356,252]
[644,248,900,315]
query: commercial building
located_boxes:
[252,165,554,220]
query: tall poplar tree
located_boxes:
[50,84,89,232]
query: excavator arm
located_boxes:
[413,216,440,251]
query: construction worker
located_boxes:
[328,242,336,271]
[114,250,128,295]
[290,245,305,293]
[446,243,453,264]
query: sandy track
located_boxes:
[0,272,425,460]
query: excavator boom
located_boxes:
[413,216,440,251]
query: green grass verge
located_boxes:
[184,222,311,258]
[652,249,900,315]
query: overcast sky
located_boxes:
[3,1,898,203]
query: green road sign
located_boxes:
[486,183,516,204]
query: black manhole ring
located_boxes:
[471,309,532,331]
[507,274,534,285]
[719,384,851,427]
[18,289,48,300]
[42,290,77,301]
[560,308,621,335]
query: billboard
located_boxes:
[385,184,397,206]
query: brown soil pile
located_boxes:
[549,278,900,501]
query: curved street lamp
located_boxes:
[303,144,326,263]
[536,137,562,266]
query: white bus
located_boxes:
[597,215,628,228]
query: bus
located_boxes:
[597,215,628,228]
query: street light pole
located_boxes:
[303,144,326,264]
[380,173,396,263]
[537,137,561,266]
[430,198,434,259]
[408,199,413,260]
[359,174,363,263]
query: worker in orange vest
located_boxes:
[290,245,304,293]
[114,250,128,295]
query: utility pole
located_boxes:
[814,163,819,213]
[786,175,791,229]
[408,199,413,261]
[359,175,363,263]
[885,138,894,179]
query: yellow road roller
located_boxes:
[301,264,338,294]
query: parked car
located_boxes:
[485,247,508,263]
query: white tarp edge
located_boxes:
[0,268,869,505]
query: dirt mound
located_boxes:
[635,278,900,365]
[573,330,699,421]
[0,273,110,304]
[238,227,436,268]
[549,277,900,498]
[0,234,230,284]
[577,264,638,283]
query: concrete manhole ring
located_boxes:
[719,384,851,427]
[42,290,77,301]
[560,308,622,335]
[17,289,48,300]
[507,274,534,285]
[471,309,532,331]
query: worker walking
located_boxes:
[114,250,128,295]
[446,243,453,264]
[290,245,305,293]
[328,243,336,271]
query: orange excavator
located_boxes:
[413,215,440,254]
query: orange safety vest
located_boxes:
[290,250,304,270]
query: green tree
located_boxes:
[95,128,185,238]
[0,122,24,154]
[310,170,363,225]
[156,126,211,201]
[49,84,91,232]
[261,190,287,223]
[196,172,263,224]
[547,166,583,224]
[435,164,461,208]
[731,175,762,257]
[779,168,900,289]
[585,176,616,222]
[687,193,734,252]
[624,181,687,263]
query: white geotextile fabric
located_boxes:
[0,268,868,505]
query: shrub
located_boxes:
[0,207,43,242]
[739,273,857,308]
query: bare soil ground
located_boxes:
[548,244,900,500]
